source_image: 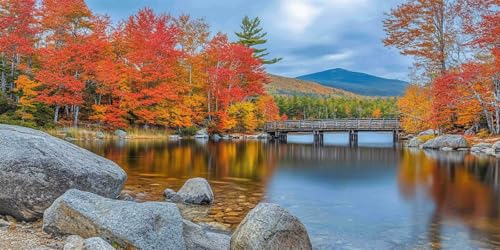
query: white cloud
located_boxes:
[321,50,353,62]
[277,0,322,34]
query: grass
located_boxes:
[45,127,172,140]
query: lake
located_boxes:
[76,132,500,249]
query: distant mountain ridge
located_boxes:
[297,68,408,96]
[265,74,359,98]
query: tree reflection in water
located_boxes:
[398,149,500,249]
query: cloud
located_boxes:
[276,0,322,34]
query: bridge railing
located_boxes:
[264,118,400,132]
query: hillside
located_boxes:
[297,68,408,96]
[265,74,358,98]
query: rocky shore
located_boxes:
[406,129,500,157]
[0,124,312,250]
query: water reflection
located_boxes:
[76,138,500,249]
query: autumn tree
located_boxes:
[397,84,434,133]
[235,16,281,64]
[383,0,458,77]
[114,8,185,128]
[13,75,40,122]
[0,0,38,95]
[205,33,268,131]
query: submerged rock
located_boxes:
[183,220,230,250]
[177,178,214,205]
[230,203,312,250]
[0,124,127,221]
[43,189,185,250]
[422,135,468,150]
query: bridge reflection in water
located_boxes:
[264,119,401,145]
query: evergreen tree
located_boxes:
[235,16,282,64]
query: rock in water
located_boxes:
[43,189,185,250]
[493,141,500,152]
[83,237,116,250]
[0,124,126,221]
[177,178,214,205]
[183,220,230,250]
[230,203,312,250]
[407,137,423,148]
[164,188,183,203]
[421,135,468,150]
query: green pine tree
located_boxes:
[235,16,282,64]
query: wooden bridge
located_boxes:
[264,118,401,145]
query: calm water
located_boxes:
[77,133,500,250]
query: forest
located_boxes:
[274,96,398,120]
[0,0,282,133]
[387,0,499,135]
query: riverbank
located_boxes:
[0,219,63,250]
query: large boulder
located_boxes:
[183,220,230,250]
[471,143,493,153]
[418,129,436,136]
[43,189,185,250]
[113,129,127,138]
[177,178,214,205]
[422,135,469,150]
[407,137,423,148]
[493,141,500,152]
[0,124,126,221]
[230,203,312,250]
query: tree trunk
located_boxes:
[1,56,6,94]
[54,105,60,124]
[73,106,79,128]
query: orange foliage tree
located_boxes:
[397,84,434,133]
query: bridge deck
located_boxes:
[264,119,400,133]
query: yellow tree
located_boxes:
[14,75,40,122]
[397,84,434,133]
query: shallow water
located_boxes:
[76,132,500,249]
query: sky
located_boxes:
[86,0,412,81]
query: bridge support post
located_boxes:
[349,130,358,146]
[313,131,324,145]
[393,130,399,143]
[278,132,287,143]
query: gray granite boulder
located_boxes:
[230,203,312,250]
[493,141,500,152]
[422,135,468,150]
[43,189,185,250]
[64,235,84,250]
[407,137,423,148]
[164,188,183,203]
[114,129,127,138]
[418,129,436,136]
[0,124,127,221]
[83,237,115,250]
[471,143,493,153]
[178,178,214,205]
[183,220,230,250]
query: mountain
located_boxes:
[265,74,358,98]
[297,68,408,96]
